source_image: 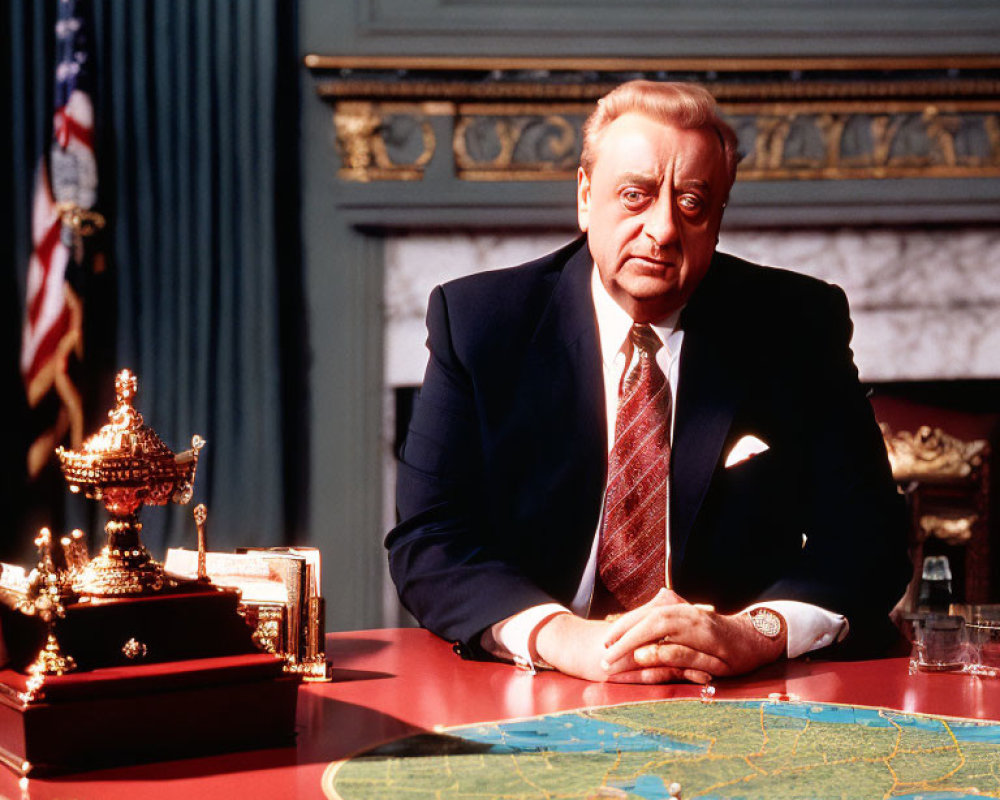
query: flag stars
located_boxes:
[55,18,82,38]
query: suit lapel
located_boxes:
[527,239,605,439]
[529,239,600,359]
[670,258,742,571]
[523,239,607,541]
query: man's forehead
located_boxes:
[593,113,725,178]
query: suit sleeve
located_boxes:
[757,283,910,654]
[386,285,560,654]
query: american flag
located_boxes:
[20,0,102,480]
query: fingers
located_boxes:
[606,666,713,685]
[603,588,689,648]
[683,669,713,685]
[603,603,710,666]
[603,641,729,678]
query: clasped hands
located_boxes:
[533,588,786,684]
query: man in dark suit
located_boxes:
[387,81,910,683]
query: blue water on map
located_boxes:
[606,779,987,800]
[894,795,994,799]
[457,715,708,755]
[947,722,1000,742]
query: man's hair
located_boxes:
[580,80,741,188]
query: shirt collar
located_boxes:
[590,263,683,368]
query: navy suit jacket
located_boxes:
[387,237,910,656]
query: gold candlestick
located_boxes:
[193,504,209,582]
[20,530,76,683]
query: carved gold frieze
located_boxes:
[881,423,988,481]
[311,57,1000,183]
[333,101,438,182]
[333,103,1000,183]
[454,105,584,180]
[733,104,1000,180]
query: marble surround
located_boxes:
[385,227,1000,386]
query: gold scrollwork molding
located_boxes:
[333,101,439,182]
[917,513,978,545]
[734,105,1000,180]
[453,108,581,181]
[310,56,1000,182]
[881,423,987,481]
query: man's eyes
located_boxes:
[620,189,706,215]
[678,194,704,214]
[621,189,650,208]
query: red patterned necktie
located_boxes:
[596,323,671,611]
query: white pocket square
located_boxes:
[724,435,770,468]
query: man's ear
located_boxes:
[576,166,591,233]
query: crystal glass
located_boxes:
[911,614,967,672]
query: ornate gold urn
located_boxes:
[56,369,205,596]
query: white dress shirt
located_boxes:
[483,265,847,671]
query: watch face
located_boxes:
[750,608,784,639]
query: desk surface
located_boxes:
[4,627,1000,800]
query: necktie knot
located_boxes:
[629,323,662,359]
[622,324,664,399]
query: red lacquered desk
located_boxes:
[3,628,999,800]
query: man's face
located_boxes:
[578,112,729,322]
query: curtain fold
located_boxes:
[6,0,291,557]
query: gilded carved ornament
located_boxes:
[333,101,436,182]
[880,423,987,481]
[917,513,977,545]
[310,56,1000,182]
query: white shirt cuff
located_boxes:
[481,603,571,673]
[748,600,849,658]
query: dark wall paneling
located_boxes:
[319,0,1000,58]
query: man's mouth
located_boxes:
[627,255,676,271]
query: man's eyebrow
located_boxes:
[677,179,712,192]
[617,172,659,187]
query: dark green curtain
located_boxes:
[3,1,299,558]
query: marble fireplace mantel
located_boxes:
[385,227,1000,388]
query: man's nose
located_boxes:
[643,197,680,247]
